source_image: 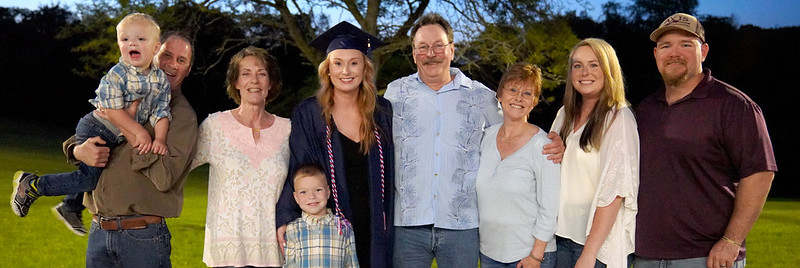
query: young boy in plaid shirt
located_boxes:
[283,164,359,268]
[11,13,171,235]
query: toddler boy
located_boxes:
[283,164,359,268]
[11,13,171,230]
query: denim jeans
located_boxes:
[38,112,122,196]
[633,256,746,268]
[393,225,479,268]
[555,236,607,268]
[480,252,557,268]
[86,219,172,268]
[214,265,276,268]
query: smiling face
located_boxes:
[412,24,454,84]
[498,80,537,122]
[570,45,605,101]
[293,174,330,218]
[654,30,708,87]
[156,36,192,91]
[117,20,160,71]
[327,49,365,94]
[235,56,270,106]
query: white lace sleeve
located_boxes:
[593,107,639,268]
[190,113,216,169]
[550,106,566,134]
[595,107,639,206]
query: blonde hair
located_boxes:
[292,164,327,186]
[117,13,160,40]
[559,38,628,151]
[316,52,378,155]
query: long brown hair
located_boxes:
[559,38,628,152]
[316,52,378,155]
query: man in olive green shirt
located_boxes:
[63,31,197,267]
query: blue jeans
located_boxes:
[555,236,607,268]
[480,252,557,268]
[633,256,746,268]
[38,112,122,196]
[86,219,172,268]
[393,225,479,268]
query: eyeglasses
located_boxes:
[504,87,536,99]
[414,42,450,55]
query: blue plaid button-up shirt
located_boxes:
[284,210,359,268]
[89,58,171,127]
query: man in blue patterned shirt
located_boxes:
[284,164,359,268]
[11,13,171,229]
[385,13,564,268]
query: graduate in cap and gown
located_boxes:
[275,21,395,268]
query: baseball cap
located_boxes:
[650,13,705,43]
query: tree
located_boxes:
[628,0,698,30]
[0,5,98,130]
[61,0,285,117]
[244,0,430,69]
[58,0,579,117]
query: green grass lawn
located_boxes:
[0,133,797,267]
[0,129,209,267]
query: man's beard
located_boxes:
[661,59,690,87]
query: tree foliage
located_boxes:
[56,0,579,117]
[0,5,97,125]
[628,0,698,29]
[440,0,578,107]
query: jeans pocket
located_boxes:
[118,223,172,268]
[121,223,163,241]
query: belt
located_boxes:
[92,215,164,231]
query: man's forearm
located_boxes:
[724,171,774,243]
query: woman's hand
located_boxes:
[277,224,287,256]
[516,256,542,268]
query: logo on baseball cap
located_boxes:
[650,13,705,42]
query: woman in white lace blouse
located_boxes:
[551,38,639,268]
[192,46,290,268]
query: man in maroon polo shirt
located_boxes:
[633,13,777,268]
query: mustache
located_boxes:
[422,57,444,65]
[666,58,686,65]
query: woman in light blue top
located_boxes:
[476,63,560,268]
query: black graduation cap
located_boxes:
[309,21,383,58]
